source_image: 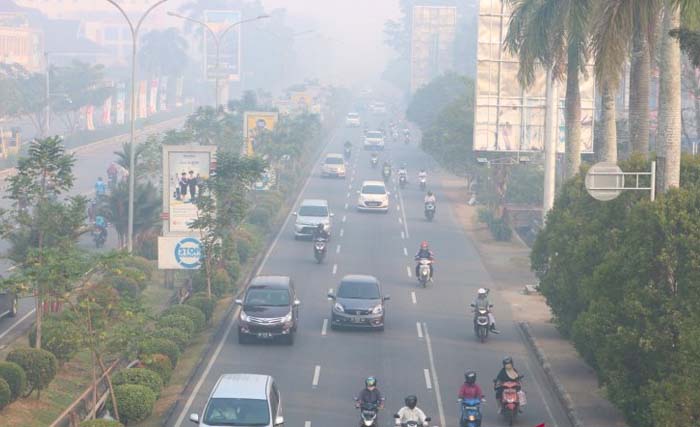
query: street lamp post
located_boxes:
[44,52,50,136]
[167,12,269,108]
[105,0,169,253]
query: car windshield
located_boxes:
[298,205,329,217]
[203,398,270,426]
[337,281,380,299]
[362,185,386,195]
[245,288,290,306]
[366,131,383,139]
[325,157,344,165]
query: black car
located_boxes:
[328,275,389,331]
[0,289,17,319]
[236,276,300,345]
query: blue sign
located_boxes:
[174,237,202,269]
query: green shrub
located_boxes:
[0,361,27,400]
[477,207,493,224]
[214,267,236,297]
[151,327,190,350]
[161,305,205,332]
[109,384,156,425]
[141,353,173,383]
[29,317,81,364]
[138,338,180,367]
[248,205,274,229]
[186,296,215,323]
[80,419,124,427]
[112,368,163,396]
[122,256,155,280]
[104,272,143,299]
[0,377,10,409]
[6,348,57,397]
[157,314,195,338]
[488,217,512,241]
[234,228,261,264]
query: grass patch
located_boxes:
[141,269,173,316]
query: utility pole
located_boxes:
[543,67,558,221]
[44,52,50,136]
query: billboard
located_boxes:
[204,10,242,81]
[162,145,217,234]
[158,236,202,269]
[410,5,457,93]
[244,111,278,156]
[474,0,595,153]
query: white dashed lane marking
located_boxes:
[312,365,321,387]
[403,247,408,256]
[406,266,412,278]
[321,319,328,336]
[332,264,337,275]
[411,291,417,304]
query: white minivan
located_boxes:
[293,199,333,238]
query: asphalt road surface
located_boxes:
[170,112,572,427]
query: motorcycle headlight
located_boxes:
[371,304,383,314]
[240,311,250,322]
[333,302,345,313]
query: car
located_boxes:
[293,199,333,239]
[345,112,361,127]
[0,290,17,319]
[189,374,284,427]
[357,180,389,213]
[236,276,300,345]
[327,275,390,331]
[363,131,385,151]
[370,102,386,114]
[321,153,346,178]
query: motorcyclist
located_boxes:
[473,288,499,333]
[94,177,107,199]
[312,223,329,241]
[398,163,408,180]
[418,169,427,182]
[414,241,434,279]
[494,357,522,413]
[356,377,385,409]
[94,214,107,240]
[458,371,485,401]
[371,152,379,163]
[383,161,392,178]
[395,395,428,426]
[424,191,436,214]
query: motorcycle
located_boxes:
[383,166,392,183]
[459,398,483,427]
[371,157,379,168]
[93,227,107,249]
[393,414,431,427]
[313,238,327,263]
[497,380,525,426]
[419,176,427,190]
[471,304,491,343]
[399,173,407,188]
[424,202,435,221]
[416,258,432,287]
[344,147,352,160]
[356,400,380,427]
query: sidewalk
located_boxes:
[440,174,628,427]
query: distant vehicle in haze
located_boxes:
[321,153,346,178]
[370,102,387,114]
[363,131,385,151]
[346,112,361,127]
[293,199,333,239]
[328,275,389,331]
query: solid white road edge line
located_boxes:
[403,247,408,256]
[321,319,328,336]
[411,291,417,304]
[312,365,321,387]
[423,323,447,427]
[416,322,423,339]
[522,357,558,425]
[424,369,432,390]
[305,421,311,427]
[0,308,35,340]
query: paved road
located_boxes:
[171,112,571,427]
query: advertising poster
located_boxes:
[158,236,202,269]
[162,146,217,234]
[243,111,279,156]
[138,80,148,119]
[116,83,126,125]
[204,10,242,81]
[410,5,457,93]
[291,91,312,110]
[102,96,112,126]
[159,76,168,111]
[85,105,95,131]
[149,78,158,114]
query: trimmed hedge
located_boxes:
[161,305,205,332]
[0,377,10,409]
[186,296,215,323]
[6,348,57,397]
[112,368,163,397]
[0,361,26,401]
[151,327,190,350]
[141,353,173,383]
[138,338,180,367]
[29,316,82,364]
[109,384,156,425]
[80,420,124,427]
[156,314,195,338]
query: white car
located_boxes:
[357,180,389,213]
[321,153,346,178]
[363,131,385,151]
[345,112,361,127]
[293,199,333,238]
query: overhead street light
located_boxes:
[167,12,270,108]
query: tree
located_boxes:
[405,73,470,129]
[102,180,160,249]
[504,0,591,179]
[138,28,189,78]
[0,63,48,136]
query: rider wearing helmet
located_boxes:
[356,377,385,409]
[396,395,428,425]
[424,190,436,205]
[414,241,434,279]
[458,371,485,400]
[418,168,427,181]
[473,288,499,333]
[312,223,329,241]
[494,357,522,411]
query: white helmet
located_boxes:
[478,288,487,296]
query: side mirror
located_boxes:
[235,299,243,305]
[274,416,284,426]
[189,413,200,424]
[293,299,301,306]
[383,295,391,301]
[327,292,336,300]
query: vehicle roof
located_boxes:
[361,180,386,187]
[211,374,270,399]
[299,199,329,207]
[325,153,343,158]
[340,274,380,286]
[249,275,291,290]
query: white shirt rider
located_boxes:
[418,170,427,180]
[424,194,436,204]
[396,406,428,425]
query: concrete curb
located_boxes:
[519,321,584,427]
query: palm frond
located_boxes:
[591,0,635,85]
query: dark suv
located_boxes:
[328,275,389,331]
[236,276,300,345]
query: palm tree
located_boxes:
[101,180,160,249]
[138,28,189,77]
[504,0,591,179]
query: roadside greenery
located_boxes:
[532,154,700,427]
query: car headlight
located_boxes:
[282,311,293,325]
[333,302,345,313]
[371,304,383,315]
[240,311,250,322]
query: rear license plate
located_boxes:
[257,333,273,338]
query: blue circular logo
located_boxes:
[174,237,202,269]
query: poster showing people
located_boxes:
[116,83,126,125]
[162,146,217,234]
[243,111,278,156]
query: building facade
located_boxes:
[0,13,43,72]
